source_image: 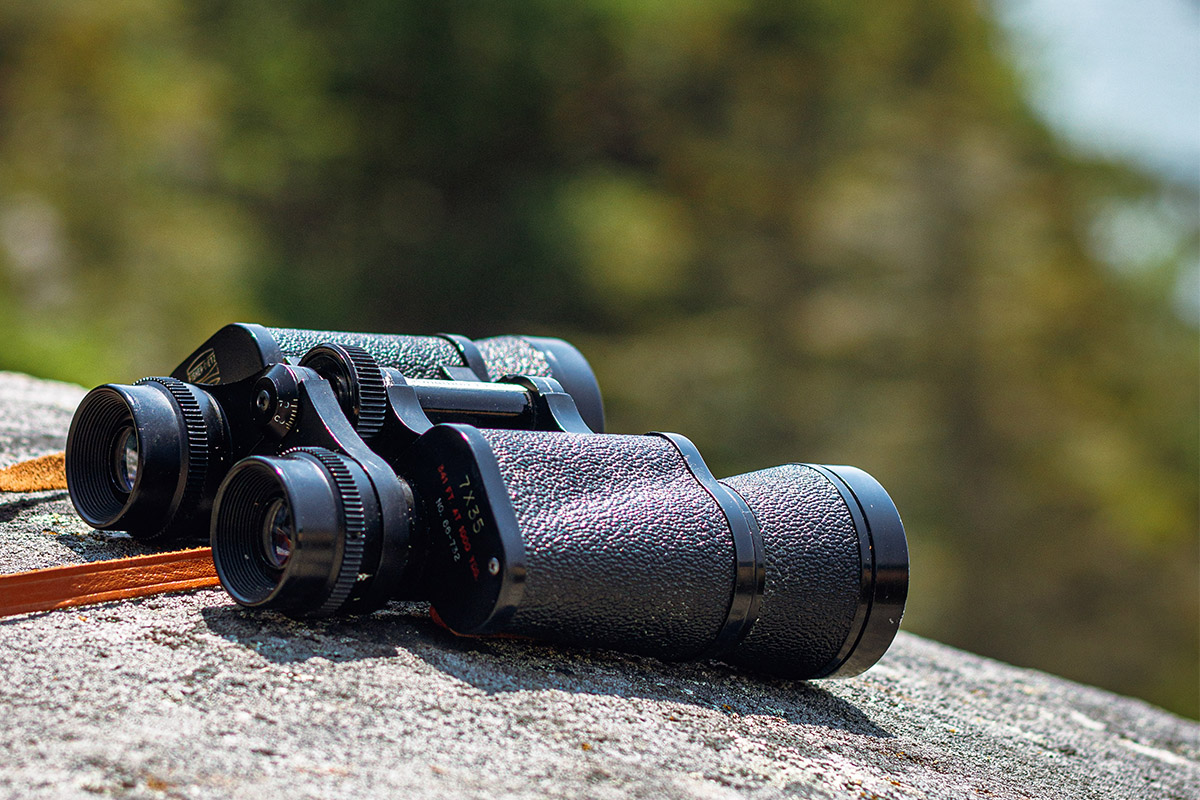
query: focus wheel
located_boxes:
[299,343,388,441]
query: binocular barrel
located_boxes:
[175,324,604,432]
[425,426,907,679]
[211,424,908,679]
[66,325,604,540]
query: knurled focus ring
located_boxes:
[299,343,387,441]
[339,344,387,440]
[135,377,209,539]
[287,447,366,616]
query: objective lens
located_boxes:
[111,427,139,493]
[261,498,294,569]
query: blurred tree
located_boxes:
[0,1,261,380]
[0,0,1195,715]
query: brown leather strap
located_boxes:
[0,548,219,618]
[0,452,67,492]
[0,453,219,617]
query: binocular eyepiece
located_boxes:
[66,377,227,537]
[211,448,399,617]
[66,323,910,681]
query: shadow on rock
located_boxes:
[199,600,890,738]
[0,491,69,523]
[199,600,433,664]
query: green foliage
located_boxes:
[1,0,1196,716]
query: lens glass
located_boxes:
[110,427,139,494]
[261,498,294,570]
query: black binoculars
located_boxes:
[66,324,909,680]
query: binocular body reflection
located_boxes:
[66,324,908,680]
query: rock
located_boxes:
[0,371,1196,800]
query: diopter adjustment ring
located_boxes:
[134,377,209,540]
[299,343,388,442]
[285,447,367,616]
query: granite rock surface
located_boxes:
[0,370,1196,800]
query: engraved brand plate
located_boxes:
[184,348,220,385]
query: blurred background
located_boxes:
[0,1,1195,717]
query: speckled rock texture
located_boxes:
[0,370,1196,800]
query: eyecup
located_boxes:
[210,449,387,617]
[211,453,345,613]
[66,381,220,539]
[806,464,909,678]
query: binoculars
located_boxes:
[65,324,909,680]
